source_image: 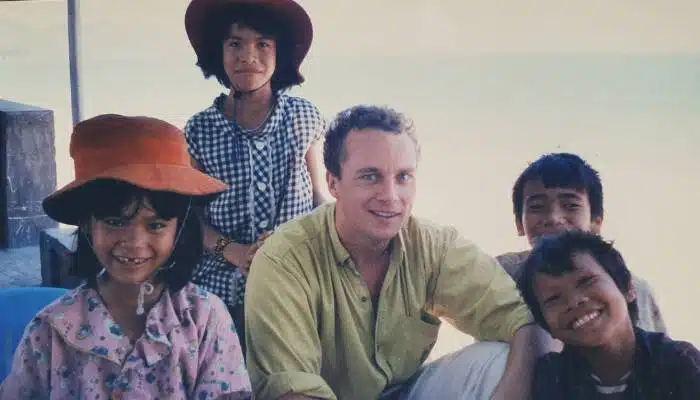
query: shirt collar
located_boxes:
[210,92,288,139]
[47,285,191,366]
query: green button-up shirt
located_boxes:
[245,203,532,399]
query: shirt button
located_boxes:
[257,182,267,191]
[259,220,268,229]
[254,141,265,150]
[361,296,368,302]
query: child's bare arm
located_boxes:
[304,139,330,207]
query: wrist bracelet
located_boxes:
[213,235,233,258]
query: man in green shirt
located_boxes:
[245,105,554,400]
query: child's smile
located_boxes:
[90,199,178,285]
[570,309,602,330]
[534,252,635,348]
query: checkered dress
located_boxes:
[184,93,325,307]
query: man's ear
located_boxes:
[326,171,339,200]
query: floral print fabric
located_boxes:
[0,283,251,399]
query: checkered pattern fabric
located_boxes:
[184,93,325,306]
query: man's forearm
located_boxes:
[491,324,555,400]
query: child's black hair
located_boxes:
[512,153,603,220]
[195,4,302,93]
[517,230,638,332]
[70,179,203,293]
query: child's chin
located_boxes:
[567,329,614,348]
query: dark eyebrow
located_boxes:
[557,192,585,201]
[227,33,274,41]
[525,194,547,203]
[355,167,380,175]
[575,273,597,285]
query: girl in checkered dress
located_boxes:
[183,0,327,356]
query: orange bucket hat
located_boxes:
[185,0,313,83]
[42,114,227,225]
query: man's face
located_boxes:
[517,180,602,246]
[328,129,418,245]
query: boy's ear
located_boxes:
[590,215,604,234]
[515,216,525,236]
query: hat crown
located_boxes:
[69,114,190,180]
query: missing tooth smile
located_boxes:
[114,256,148,265]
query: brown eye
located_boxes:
[103,217,125,227]
[527,203,545,212]
[542,294,560,307]
[148,222,167,231]
[576,275,596,287]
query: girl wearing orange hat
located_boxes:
[0,114,252,399]
[183,0,326,354]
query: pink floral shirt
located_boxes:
[0,283,251,399]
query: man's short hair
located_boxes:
[323,105,419,177]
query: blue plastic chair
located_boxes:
[0,287,68,382]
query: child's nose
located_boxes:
[237,44,257,63]
[566,291,590,311]
[544,206,567,226]
[121,225,148,247]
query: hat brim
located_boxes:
[43,164,228,225]
[185,0,313,75]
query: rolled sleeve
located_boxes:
[245,250,336,400]
[429,229,533,342]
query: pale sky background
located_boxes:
[1,0,698,355]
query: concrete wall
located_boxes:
[0,99,58,248]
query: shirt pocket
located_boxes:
[382,314,441,382]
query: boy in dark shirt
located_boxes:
[517,230,700,399]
